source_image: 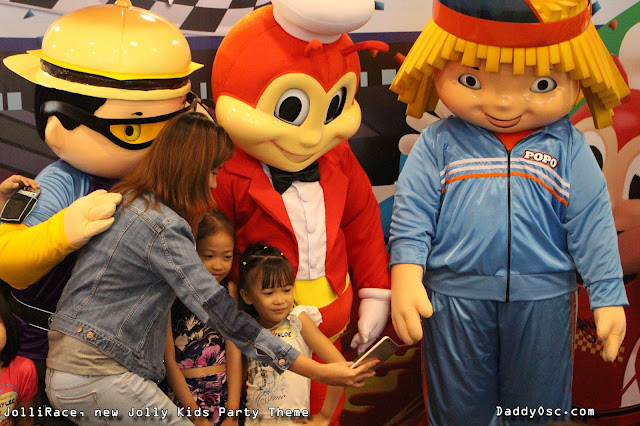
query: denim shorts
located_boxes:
[46,369,193,425]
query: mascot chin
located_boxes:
[211,1,391,422]
[1,0,201,411]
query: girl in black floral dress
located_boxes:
[164,211,243,426]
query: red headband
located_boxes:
[433,0,592,48]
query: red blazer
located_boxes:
[212,141,391,295]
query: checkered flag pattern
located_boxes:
[575,332,625,363]
[1,0,272,34]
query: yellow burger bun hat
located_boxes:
[391,0,630,129]
[4,0,202,101]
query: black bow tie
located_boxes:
[268,162,320,194]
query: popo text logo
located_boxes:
[523,150,558,168]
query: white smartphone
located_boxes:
[350,336,399,370]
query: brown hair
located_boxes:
[111,111,233,234]
[197,210,235,243]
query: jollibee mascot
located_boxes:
[211,0,391,421]
[388,0,630,424]
[1,0,201,409]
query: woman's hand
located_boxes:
[316,360,377,388]
[0,175,38,195]
[288,354,377,387]
[0,174,39,206]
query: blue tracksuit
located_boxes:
[389,116,627,425]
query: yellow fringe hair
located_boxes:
[390,0,630,128]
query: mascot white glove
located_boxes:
[594,305,626,362]
[63,189,122,248]
[350,288,391,354]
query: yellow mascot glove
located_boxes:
[594,305,626,362]
[390,263,433,345]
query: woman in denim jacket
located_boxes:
[45,112,375,425]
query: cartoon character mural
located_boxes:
[571,12,640,424]
[0,0,201,411]
[388,0,630,424]
[210,0,392,422]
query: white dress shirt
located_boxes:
[262,163,327,280]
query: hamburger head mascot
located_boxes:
[0,0,201,404]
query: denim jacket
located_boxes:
[50,195,299,382]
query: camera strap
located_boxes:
[9,292,51,330]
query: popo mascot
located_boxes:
[210,0,391,422]
[0,0,201,413]
[570,19,640,423]
[388,0,630,425]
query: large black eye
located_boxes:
[590,146,604,170]
[530,77,557,93]
[624,155,640,200]
[325,87,347,124]
[457,74,481,90]
[584,131,606,170]
[629,175,640,200]
[274,89,310,126]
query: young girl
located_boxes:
[164,211,242,426]
[238,244,350,425]
[0,298,37,426]
[45,111,375,425]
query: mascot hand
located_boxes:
[594,305,626,362]
[63,190,123,248]
[391,264,432,345]
[350,288,391,354]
